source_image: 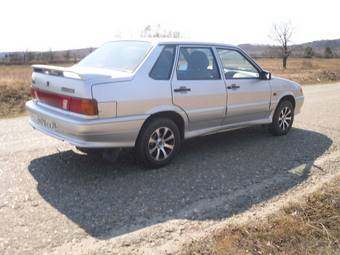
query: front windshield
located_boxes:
[77,41,152,72]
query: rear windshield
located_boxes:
[77,41,152,72]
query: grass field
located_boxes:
[0,58,340,117]
[0,65,32,118]
[185,177,340,255]
[257,58,340,85]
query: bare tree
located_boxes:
[140,24,181,38]
[141,25,152,38]
[63,50,71,62]
[270,22,294,69]
[48,48,54,63]
[26,51,34,63]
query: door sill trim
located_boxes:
[184,118,272,139]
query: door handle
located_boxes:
[227,84,240,89]
[174,86,191,93]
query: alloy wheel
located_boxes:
[278,106,292,131]
[148,127,175,161]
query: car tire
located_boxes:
[269,100,294,136]
[135,118,181,168]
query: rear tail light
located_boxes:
[69,97,98,116]
[31,87,98,116]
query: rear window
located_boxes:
[149,46,175,80]
[77,41,152,72]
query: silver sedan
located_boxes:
[26,39,304,167]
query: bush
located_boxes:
[324,47,334,58]
[304,47,313,58]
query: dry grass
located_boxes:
[0,58,340,117]
[184,177,340,255]
[0,65,31,117]
[257,58,340,85]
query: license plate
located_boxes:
[34,115,57,130]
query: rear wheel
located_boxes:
[136,118,181,168]
[269,100,294,136]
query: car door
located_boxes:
[171,46,227,130]
[216,48,271,124]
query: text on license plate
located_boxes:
[36,116,57,130]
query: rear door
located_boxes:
[216,48,271,124]
[171,46,227,130]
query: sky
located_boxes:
[1,0,339,52]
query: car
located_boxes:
[26,39,304,168]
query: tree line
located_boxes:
[303,46,335,58]
[0,48,94,65]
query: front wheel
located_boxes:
[269,100,294,136]
[135,118,181,168]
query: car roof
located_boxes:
[106,38,238,48]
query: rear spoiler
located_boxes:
[32,65,82,80]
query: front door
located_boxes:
[171,46,227,130]
[216,48,271,124]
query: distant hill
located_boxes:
[238,44,281,58]
[300,39,340,49]
[1,38,340,64]
[292,39,340,57]
[239,38,340,58]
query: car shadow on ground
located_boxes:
[28,127,332,239]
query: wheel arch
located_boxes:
[270,93,296,120]
[135,109,188,147]
[279,94,296,109]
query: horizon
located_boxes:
[1,0,339,52]
[1,37,340,54]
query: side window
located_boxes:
[176,47,220,80]
[217,49,259,79]
[149,46,175,80]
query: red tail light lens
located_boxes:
[69,97,98,116]
[31,87,98,116]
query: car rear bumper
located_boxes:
[26,100,146,148]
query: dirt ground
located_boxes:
[182,177,340,255]
[1,83,340,254]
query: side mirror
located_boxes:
[259,70,271,80]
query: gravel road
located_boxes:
[1,83,340,254]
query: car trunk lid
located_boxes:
[32,65,132,97]
[32,65,93,99]
[31,65,132,115]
